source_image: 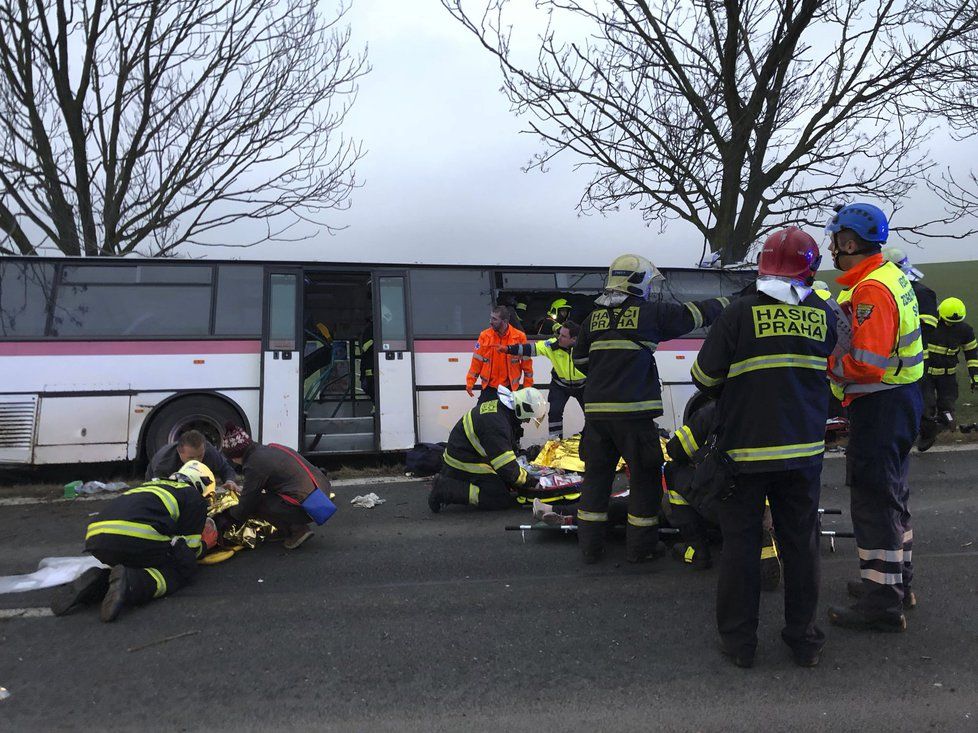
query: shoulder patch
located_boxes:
[855,303,874,325]
[474,341,481,351]
[479,400,498,414]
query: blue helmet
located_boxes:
[824,203,889,243]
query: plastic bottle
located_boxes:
[63,480,82,499]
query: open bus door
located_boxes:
[260,268,302,448]
[373,272,416,450]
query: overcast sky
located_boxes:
[211,0,978,268]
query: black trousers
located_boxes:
[436,472,517,510]
[89,539,198,606]
[717,465,824,658]
[577,418,663,558]
[546,382,584,439]
[254,493,312,530]
[846,384,921,613]
[922,373,958,419]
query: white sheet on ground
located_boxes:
[0,556,108,594]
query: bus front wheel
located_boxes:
[144,396,245,461]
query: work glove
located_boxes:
[202,517,219,550]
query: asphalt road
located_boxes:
[1,450,976,732]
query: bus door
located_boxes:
[261,268,302,448]
[372,272,416,450]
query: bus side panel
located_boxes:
[657,339,703,433]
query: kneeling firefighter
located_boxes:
[52,461,217,622]
[428,387,548,511]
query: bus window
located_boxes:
[215,266,263,337]
[0,260,55,337]
[410,269,491,337]
[378,276,407,351]
[267,273,298,350]
[52,264,212,337]
[555,272,605,290]
[501,272,557,289]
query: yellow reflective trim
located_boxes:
[491,450,516,470]
[468,483,480,506]
[760,544,779,560]
[965,340,978,351]
[577,510,608,522]
[589,339,657,352]
[727,354,827,379]
[928,344,955,356]
[443,451,494,475]
[691,358,724,387]
[362,339,374,350]
[627,513,659,527]
[684,545,696,563]
[685,301,704,329]
[968,360,978,369]
[181,534,202,549]
[86,520,171,543]
[667,490,689,506]
[675,425,699,457]
[124,486,180,522]
[463,411,487,457]
[145,568,167,598]
[584,400,663,413]
[920,314,938,327]
[726,441,824,462]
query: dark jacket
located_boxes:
[663,399,722,524]
[573,294,727,419]
[928,320,978,380]
[85,479,208,557]
[441,399,529,489]
[230,443,330,522]
[691,292,837,474]
[146,442,237,484]
[913,281,938,355]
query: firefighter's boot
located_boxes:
[672,542,712,570]
[427,475,471,513]
[51,567,109,616]
[100,566,130,623]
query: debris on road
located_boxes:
[0,556,108,594]
[127,630,200,653]
[0,687,9,701]
[351,493,386,508]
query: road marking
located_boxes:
[0,607,53,619]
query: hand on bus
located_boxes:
[466,386,474,397]
[222,480,242,495]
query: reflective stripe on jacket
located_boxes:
[507,337,585,388]
[927,320,978,381]
[830,257,924,404]
[692,292,837,473]
[84,479,208,557]
[441,399,529,489]
[467,326,533,391]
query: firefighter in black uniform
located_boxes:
[924,297,978,433]
[882,248,942,450]
[427,387,548,511]
[50,461,215,622]
[572,254,727,564]
[663,393,781,588]
[692,228,837,668]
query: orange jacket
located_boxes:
[466,326,533,391]
[828,254,900,406]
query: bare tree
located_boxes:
[444,0,978,263]
[0,0,367,257]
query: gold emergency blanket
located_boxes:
[204,489,278,558]
[531,434,670,472]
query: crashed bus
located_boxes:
[0,256,753,465]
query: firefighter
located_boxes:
[882,248,941,450]
[824,203,924,633]
[662,393,781,591]
[498,321,585,438]
[427,387,549,512]
[535,297,573,335]
[51,461,216,622]
[466,306,533,403]
[572,254,727,564]
[922,297,978,434]
[692,227,836,668]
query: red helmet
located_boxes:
[758,227,821,284]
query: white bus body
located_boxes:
[0,258,753,465]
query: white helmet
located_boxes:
[604,254,663,300]
[511,387,548,424]
[882,246,923,281]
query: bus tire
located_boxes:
[143,395,244,461]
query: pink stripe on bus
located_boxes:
[413,338,703,353]
[0,340,262,356]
